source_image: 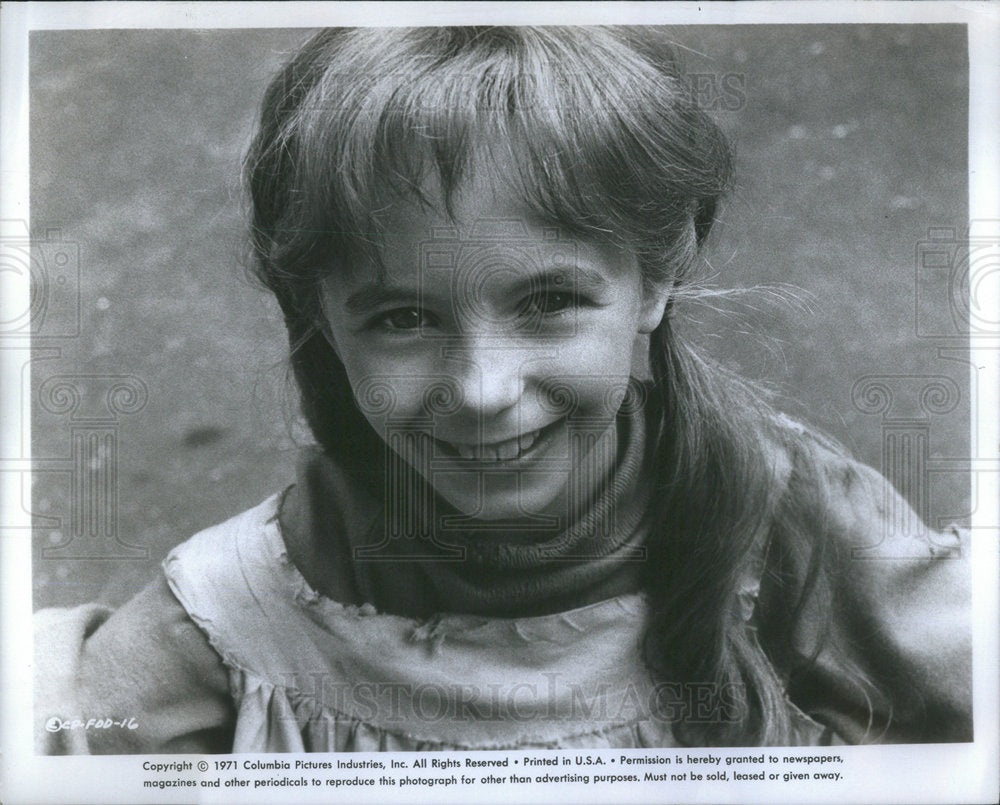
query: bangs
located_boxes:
[250,27,732,288]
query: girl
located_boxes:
[36,26,970,753]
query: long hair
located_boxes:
[243,26,874,745]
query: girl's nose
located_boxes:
[449,341,526,419]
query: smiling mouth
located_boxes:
[436,420,559,463]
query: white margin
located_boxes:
[2,3,998,805]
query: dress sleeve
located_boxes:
[757,436,972,744]
[34,575,235,754]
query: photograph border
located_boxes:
[2,3,998,804]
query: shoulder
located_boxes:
[756,414,971,743]
[763,413,963,562]
[36,575,234,753]
[162,489,344,679]
[166,493,284,574]
[163,493,286,641]
[35,491,304,755]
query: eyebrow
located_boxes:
[342,266,611,316]
[344,285,423,316]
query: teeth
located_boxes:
[455,443,476,460]
[495,438,519,461]
[449,427,542,462]
[518,430,538,453]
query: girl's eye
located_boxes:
[524,290,575,316]
[378,308,430,331]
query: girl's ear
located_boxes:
[638,280,673,334]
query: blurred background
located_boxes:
[29,25,971,610]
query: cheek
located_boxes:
[540,328,638,419]
[559,314,640,374]
[339,344,438,431]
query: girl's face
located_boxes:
[319,171,671,522]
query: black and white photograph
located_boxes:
[1,2,997,804]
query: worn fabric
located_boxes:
[163,494,835,752]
